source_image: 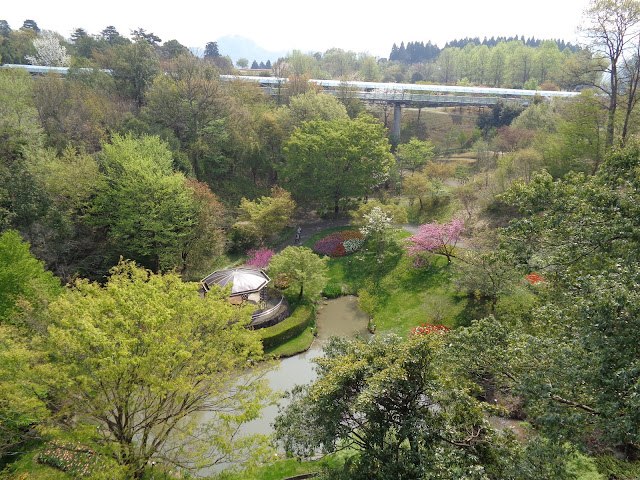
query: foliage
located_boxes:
[396,137,435,173]
[89,133,198,272]
[359,206,397,261]
[180,178,226,278]
[274,334,519,480]
[279,90,349,131]
[268,247,328,300]
[281,115,394,213]
[405,218,465,266]
[0,230,61,327]
[313,230,364,257]
[47,260,271,479]
[239,187,296,242]
[0,324,57,456]
[259,305,314,349]
[491,143,640,453]
[229,221,261,254]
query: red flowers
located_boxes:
[411,323,451,336]
[526,272,545,284]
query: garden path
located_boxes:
[276,212,474,252]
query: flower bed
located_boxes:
[411,323,451,336]
[313,230,365,257]
[38,441,102,477]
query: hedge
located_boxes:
[259,305,315,349]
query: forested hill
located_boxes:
[389,36,578,63]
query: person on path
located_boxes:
[294,225,302,245]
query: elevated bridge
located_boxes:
[3,64,580,138]
[221,75,580,137]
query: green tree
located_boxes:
[236,57,249,69]
[268,246,327,300]
[0,323,57,455]
[180,178,226,278]
[111,39,159,108]
[396,137,435,174]
[281,115,394,214]
[0,230,61,327]
[278,90,348,131]
[494,144,640,454]
[47,261,271,479]
[90,134,198,272]
[204,41,220,59]
[239,186,296,243]
[274,334,520,480]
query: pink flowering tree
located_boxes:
[246,248,275,269]
[405,218,464,267]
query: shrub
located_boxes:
[259,305,314,349]
[343,238,365,254]
[228,222,260,253]
[313,230,364,257]
[322,283,343,298]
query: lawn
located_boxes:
[222,451,353,480]
[306,227,467,337]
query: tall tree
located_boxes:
[47,260,271,479]
[396,137,435,174]
[239,186,296,243]
[274,334,529,480]
[0,230,61,327]
[89,134,198,272]
[494,144,640,455]
[580,0,640,147]
[111,38,159,108]
[281,115,394,214]
[204,41,220,59]
[25,31,70,66]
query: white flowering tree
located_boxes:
[359,206,397,262]
[25,31,70,67]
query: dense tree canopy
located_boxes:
[90,134,198,272]
[281,114,394,213]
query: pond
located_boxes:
[242,295,372,436]
[199,296,370,475]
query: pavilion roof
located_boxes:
[201,267,270,295]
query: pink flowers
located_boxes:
[405,218,465,267]
[38,441,101,477]
[411,323,451,336]
[246,248,275,268]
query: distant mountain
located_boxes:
[216,35,287,65]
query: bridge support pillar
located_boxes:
[392,103,402,139]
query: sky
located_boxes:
[3,0,592,59]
